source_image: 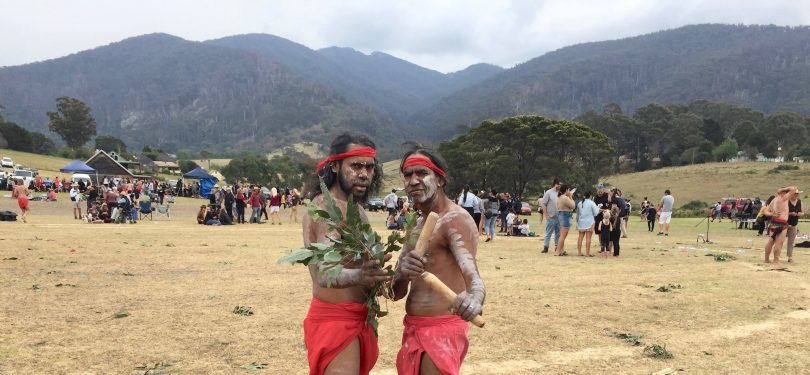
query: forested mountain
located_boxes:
[411,24,810,140]
[2,24,810,159]
[206,34,503,121]
[0,33,403,155]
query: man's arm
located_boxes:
[542,192,549,220]
[447,220,486,321]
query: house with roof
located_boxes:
[85,150,135,179]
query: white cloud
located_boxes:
[1,0,809,72]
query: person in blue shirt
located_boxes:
[576,191,601,257]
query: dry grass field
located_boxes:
[0,149,72,180]
[605,162,810,206]
[1,194,808,375]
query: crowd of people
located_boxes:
[197,185,302,226]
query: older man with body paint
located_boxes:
[392,143,486,375]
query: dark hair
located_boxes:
[308,132,383,198]
[558,184,570,197]
[664,189,671,195]
[552,178,561,187]
[583,191,592,199]
[765,195,776,205]
[462,184,470,204]
[399,142,449,192]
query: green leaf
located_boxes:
[277,249,314,265]
[346,194,360,227]
[320,179,344,222]
[323,250,342,263]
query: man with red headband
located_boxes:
[301,133,391,375]
[392,144,486,375]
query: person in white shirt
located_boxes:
[69,186,82,219]
[505,210,517,236]
[384,189,398,215]
[457,185,478,218]
[518,219,530,236]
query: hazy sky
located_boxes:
[1,0,808,73]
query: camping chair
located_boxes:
[139,200,153,220]
[156,203,171,219]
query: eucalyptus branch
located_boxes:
[278,179,417,334]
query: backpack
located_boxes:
[485,199,500,218]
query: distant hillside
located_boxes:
[207,34,503,121]
[411,24,810,140]
[0,34,404,156]
[603,162,810,208]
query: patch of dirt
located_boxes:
[714,321,779,339]
[542,346,635,365]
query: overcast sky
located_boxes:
[1,0,809,73]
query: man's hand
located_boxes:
[450,291,483,321]
[355,258,393,288]
[397,251,426,281]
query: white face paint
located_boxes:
[403,165,440,204]
[418,174,438,204]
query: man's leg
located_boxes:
[419,352,443,375]
[786,225,797,261]
[543,217,557,252]
[764,236,774,263]
[324,338,360,374]
[773,231,787,264]
[553,219,560,249]
[620,217,628,237]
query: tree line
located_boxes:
[575,100,810,171]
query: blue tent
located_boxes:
[182,167,218,198]
[59,160,98,184]
[59,160,96,174]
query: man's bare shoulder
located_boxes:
[437,205,477,234]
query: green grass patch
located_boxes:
[233,306,254,316]
[706,253,736,262]
[643,343,674,359]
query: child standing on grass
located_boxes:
[597,210,612,258]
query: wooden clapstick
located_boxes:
[412,212,440,257]
[411,212,486,328]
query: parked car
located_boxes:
[520,202,532,215]
[166,179,179,189]
[366,197,385,212]
[1,157,12,168]
[11,169,34,187]
[720,197,747,217]
[71,173,92,186]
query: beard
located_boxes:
[338,172,370,203]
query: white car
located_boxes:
[72,173,92,185]
[1,157,12,168]
[11,169,34,187]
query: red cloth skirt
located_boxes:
[396,314,469,375]
[17,196,29,210]
[303,297,378,375]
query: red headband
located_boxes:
[315,146,377,172]
[402,154,446,177]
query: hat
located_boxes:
[596,183,604,189]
